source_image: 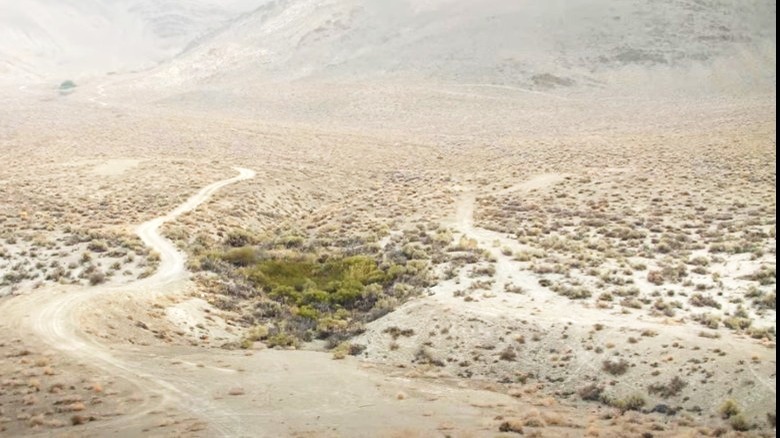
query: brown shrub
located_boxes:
[602,358,630,376]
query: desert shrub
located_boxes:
[607,394,646,412]
[578,383,604,401]
[383,326,415,339]
[602,359,630,376]
[46,267,68,282]
[413,346,445,367]
[87,239,108,252]
[723,317,752,331]
[499,347,517,361]
[59,80,78,95]
[206,246,429,344]
[88,271,106,286]
[620,297,643,309]
[498,420,524,434]
[225,229,256,247]
[613,287,640,297]
[265,332,299,348]
[196,224,444,346]
[504,283,524,294]
[647,376,687,398]
[295,305,319,320]
[552,284,592,300]
[753,291,776,310]
[689,293,721,309]
[653,298,677,317]
[470,264,496,277]
[220,246,258,266]
[348,343,366,356]
[734,305,750,318]
[693,313,721,329]
[59,80,77,90]
[327,341,366,358]
[647,270,664,285]
[730,415,751,431]
[278,234,305,248]
[239,338,254,349]
[3,269,29,284]
[523,415,545,428]
[748,327,775,340]
[245,255,389,309]
[747,266,776,285]
[660,263,687,283]
[688,256,710,266]
[239,325,269,348]
[719,399,740,419]
[331,342,351,359]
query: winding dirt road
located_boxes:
[2,167,531,437]
[7,167,255,435]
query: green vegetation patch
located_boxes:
[240,254,391,308]
[200,242,432,347]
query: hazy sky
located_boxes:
[0,0,265,80]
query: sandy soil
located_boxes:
[0,57,774,436]
[357,182,775,415]
[0,168,601,437]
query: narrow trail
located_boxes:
[134,167,255,287]
[448,181,776,344]
[450,179,715,334]
[5,167,255,436]
[2,166,534,437]
[441,179,776,404]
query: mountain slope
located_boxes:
[146,0,776,94]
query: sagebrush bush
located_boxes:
[719,399,740,419]
[689,293,721,309]
[730,414,751,431]
[602,358,630,376]
[606,394,645,412]
[88,271,106,286]
[578,383,604,401]
[647,376,687,398]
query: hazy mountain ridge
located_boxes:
[2,0,774,93]
[143,0,775,94]
[0,0,263,83]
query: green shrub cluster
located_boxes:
[241,254,392,309]
[201,244,428,346]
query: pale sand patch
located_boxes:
[91,159,141,176]
[165,297,238,344]
[495,173,568,195]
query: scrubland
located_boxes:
[0,79,775,436]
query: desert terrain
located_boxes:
[0,0,776,437]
